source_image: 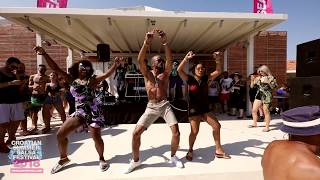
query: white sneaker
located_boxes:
[124,159,141,174]
[170,155,184,168]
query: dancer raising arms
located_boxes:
[34,46,120,173]
[124,29,183,174]
[177,51,231,161]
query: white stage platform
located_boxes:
[0,115,286,180]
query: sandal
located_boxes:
[51,157,70,174]
[185,151,193,161]
[248,125,257,128]
[99,160,110,172]
[19,131,31,136]
[29,128,38,135]
[215,152,231,159]
[262,128,270,132]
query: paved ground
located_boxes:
[0,114,286,180]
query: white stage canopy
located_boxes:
[0,6,287,55]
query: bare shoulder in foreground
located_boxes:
[262,140,320,180]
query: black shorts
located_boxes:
[208,96,219,104]
[188,104,210,117]
[249,88,257,102]
[230,94,246,109]
[255,91,262,101]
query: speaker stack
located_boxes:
[288,76,320,108]
[289,39,320,108]
[296,39,320,77]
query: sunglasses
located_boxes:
[196,66,205,70]
[79,64,91,71]
[156,59,164,63]
[10,65,18,70]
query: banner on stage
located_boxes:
[37,0,68,8]
[253,0,273,14]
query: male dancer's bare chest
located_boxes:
[33,75,48,84]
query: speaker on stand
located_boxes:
[97,43,110,73]
[97,43,110,62]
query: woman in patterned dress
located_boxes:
[34,46,120,173]
[249,65,277,132]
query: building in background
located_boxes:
[0,19,287,86]
[286,60,296,78]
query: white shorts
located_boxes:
[0,103,25,124]
[137,100,178,129]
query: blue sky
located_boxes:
[0,0,319,60]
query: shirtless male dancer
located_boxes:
[124,29,183,174]
[29,64,49,133]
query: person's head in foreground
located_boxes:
[281,106,320,145]
[262,106,320,180]
[5,57,21,73]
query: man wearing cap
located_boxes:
[262,106,320,180]
[229,72,246,119]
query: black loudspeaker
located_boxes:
[97,43,110,62]
[288,77,320,109]
[296,39,320,77]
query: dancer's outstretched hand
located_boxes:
[213,51,223,60]
[184,51,195,62]
[144,31,154,45]
[114,57,122,67]
[156,29,167,45]
[33,46,46,55]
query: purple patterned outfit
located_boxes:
[70,79,105,128]
[91,87,106,128]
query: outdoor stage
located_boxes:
[0,114,286,180]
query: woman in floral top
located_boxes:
[34,46,120,173]
[249,65,277,132]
